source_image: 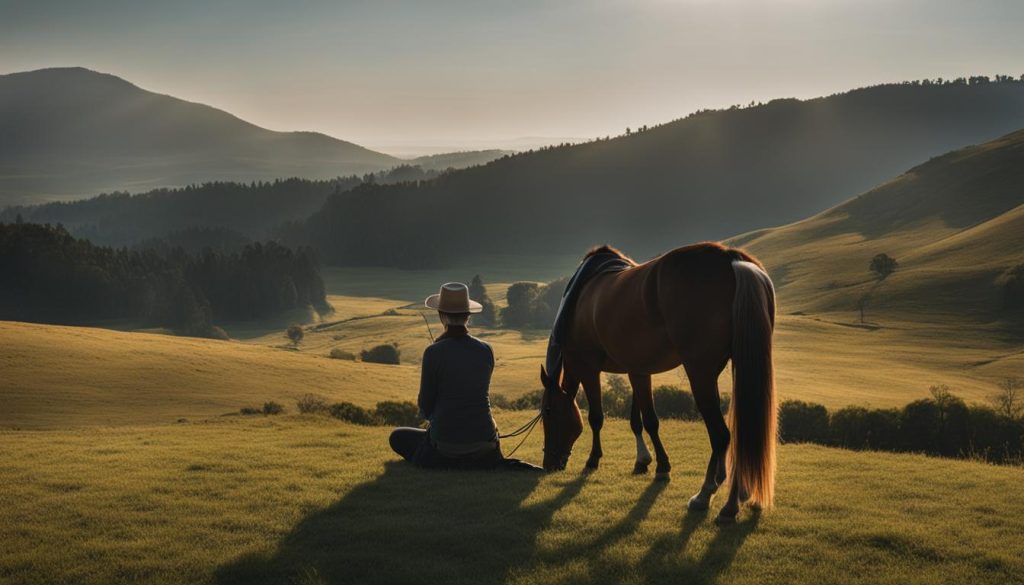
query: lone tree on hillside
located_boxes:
[286,324,304,346]
[990,378,1023,419]
[468,274,497,327]
[870,253,898,279]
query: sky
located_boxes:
[2,0,1023,156]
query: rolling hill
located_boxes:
[302,77,1024,267]
[734,128,1024,333]
[0,67,401,205]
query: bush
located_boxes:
[296,393,329,414]
[262,401,285,415]
[361,343,400,365]
[600,374,632,418]
[286,324,304,346]
[899,399,941,453]
[329,348,356,360]
[374,401,422,426]
[779,400,829,443]
[239,406,261,415]
[328,402,379,425]
[653,385,696,419]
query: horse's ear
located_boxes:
[540,366,551,388]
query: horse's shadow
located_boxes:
[215,462,756,585]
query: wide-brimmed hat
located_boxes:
[425,282,483,314]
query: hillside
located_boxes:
[735,129,1024,332]
[302,78,1024,267]
[408,149,514,171]
[0,67,400,205]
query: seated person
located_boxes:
[389,282,540,471]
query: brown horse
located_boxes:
[540,242,776,523]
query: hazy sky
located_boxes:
[2,0,1023,155]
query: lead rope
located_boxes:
[499,411,542,458]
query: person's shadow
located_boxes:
[215,462,757,585]
[215,462,583,585]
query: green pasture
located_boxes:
[2,415,1022,585]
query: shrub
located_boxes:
[361,343,400,365]
[779,400,830,443]
[653,385,696,419]
[601,374,632,418]
[329,348,356,360]
[296,393,329,414]
[829,406,873,449]
[899,399,942,453]
[375,401,422,426]
[239,406,261,415]
[286,324,304,346]
[328,402,379,425]
[262,401,285,415]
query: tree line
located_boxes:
[0,222,330,338]
[780,384,1024,465]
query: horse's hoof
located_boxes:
[654,471,671,482]
[584,458,600,470]
[688,494,710,511]
[632,462,650,475]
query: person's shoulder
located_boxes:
[468,335,493,353]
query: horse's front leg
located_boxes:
[630,373,671,479]
[631,395,653,474]
[580,371,604,470]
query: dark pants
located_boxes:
[389,427,542,472]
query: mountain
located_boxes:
[733,128,1024,333]
[301,78,1024,267]
[408,150,514,171]
[0,67,401,206]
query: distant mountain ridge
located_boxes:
[0,67,402,205]
[299,77,1024,267]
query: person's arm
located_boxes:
[418,346,439,419]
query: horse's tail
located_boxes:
[727,251,777,508]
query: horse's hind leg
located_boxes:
[630,373,671,480]
[685,363,730,512]
[631,395,653,474]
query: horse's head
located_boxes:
[540,366,583,471]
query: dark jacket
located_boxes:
[418,325,497,445]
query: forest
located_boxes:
[0,222,329,337]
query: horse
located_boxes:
[539,242,776,523]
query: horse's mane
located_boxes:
[584,245,638,266]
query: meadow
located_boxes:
[2,415,1023,585]
[2,260,1023,584]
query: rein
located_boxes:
[499,410,543,458]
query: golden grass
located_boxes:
[0,320,418,429]
[3,284,1019,430]
[1,415,1022,585]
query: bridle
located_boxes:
[499,409,543,458]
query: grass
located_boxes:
[1,415,1022,585]
[3,288,1020,430]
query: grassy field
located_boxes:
[2,415,1022,585]
[3,247,1022,583]
[4,277,1021,430]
